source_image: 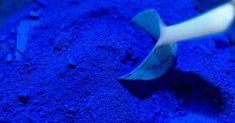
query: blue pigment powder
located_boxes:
[0,0,234,122]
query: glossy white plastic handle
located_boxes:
[159,2,235,45]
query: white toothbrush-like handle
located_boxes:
[159,2,235,45]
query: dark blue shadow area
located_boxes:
[0,0,32,26]
[192,0,230,12]
[120,69,226,117]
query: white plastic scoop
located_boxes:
[120,1,235,81]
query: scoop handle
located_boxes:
[159,2,235,45]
